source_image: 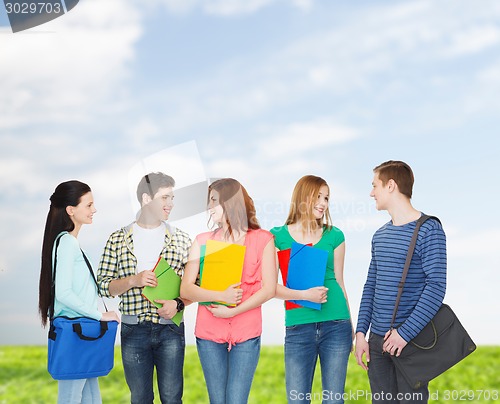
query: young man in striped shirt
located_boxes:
[355,161,447,403]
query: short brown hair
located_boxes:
[136,172,175,203]
[373,160,414,198]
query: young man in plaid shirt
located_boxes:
[98,172,192,404]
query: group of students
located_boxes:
[38,160,447,404]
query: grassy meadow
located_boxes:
[0,345,498,403]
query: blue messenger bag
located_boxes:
[48,316,117,380]
[47,235,117,380]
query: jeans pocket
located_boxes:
[120,323,135,338]
[166,323,185,337]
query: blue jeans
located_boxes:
[58,378,101,404]
[196,336,261,404]
[367,333,429,403]
[285,320,352,404]
[121,322,185,404]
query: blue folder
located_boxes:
[286,242,328,310]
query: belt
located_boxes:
[121,314,181,325]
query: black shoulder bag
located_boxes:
[389,215,476,389]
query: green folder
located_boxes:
[198,244,212,306]
[142,257,183,326]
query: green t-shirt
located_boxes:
[270,225,350,327]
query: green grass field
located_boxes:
[0,346,498,403]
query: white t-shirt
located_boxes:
[133,222,166,273]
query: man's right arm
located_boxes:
[97,233,158,297]
[97,234,119,298]
[108,271,158,297]
[355,241,377,370]
[355,242,377,336]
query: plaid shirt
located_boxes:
[97,222,192,324]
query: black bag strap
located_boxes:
[50,233,108,321]
[49,233,65,321]
[72,321,109,341]
[81,248,109,312]
[390,214,441,329]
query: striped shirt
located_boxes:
[356,215,446,342]
[97,222,192,324]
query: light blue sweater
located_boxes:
[53,232,101,320]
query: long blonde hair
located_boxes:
[285,175,332,234]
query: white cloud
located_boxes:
[443,25,500,57]
[152,0,199,14]
[205,0,276,16]
[478,58,500,84]
[0,0,141,129]
[154,0,312,16]
[151,0,317,16]
[136,0,500,135]
[206,158,251,179]
[447,229,500,258]
[291,0,314,12]
[125,119,163,150]
[260,120,359,158]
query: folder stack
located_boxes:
[278,242,328,310]
[199,239,246,306]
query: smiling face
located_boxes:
[370,173,390,211]
[285,175,333,230]
[151,186,175,221]
[208,189,224,224]
[312,185,329,220]
[67,191,96,226]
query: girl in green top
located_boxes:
[270,175,352,404]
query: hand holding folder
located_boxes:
[286,242,328,310]
[142,257,183,326]
[199,239,246,306]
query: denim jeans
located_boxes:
[285,320,352,404]
[121,321,185,404]
[58,378,101,404]
[367,333,429,403]
[196,336,261,404]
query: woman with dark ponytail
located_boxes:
[39,180,119,404]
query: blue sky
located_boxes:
[0,0,499,346]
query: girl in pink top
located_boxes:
[180,178,276,404]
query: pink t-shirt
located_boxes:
[194,228,273,348]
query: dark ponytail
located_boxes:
[38,180,91,327]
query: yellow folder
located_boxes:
[142,257,183,326]
[200,239,246,306]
